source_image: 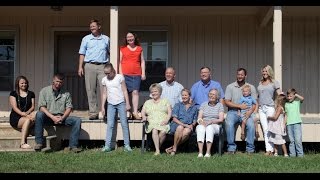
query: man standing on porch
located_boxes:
[78,19,110,120]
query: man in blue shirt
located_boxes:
[190,67,224,106]
[78,19,110,120]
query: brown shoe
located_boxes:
[89,114,99,120]
[132,113,142,120]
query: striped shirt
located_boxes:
[159,81,184,107]
[199,102,224,121]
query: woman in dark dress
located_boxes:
[9,76,36,149]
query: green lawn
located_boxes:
[0,148,320,173]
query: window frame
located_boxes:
[0,26,19,95]
[128,26,170,93]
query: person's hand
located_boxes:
[21,112,28,117]
[239,103,248,110]
[52,116,63,124]
[141,74,146,81]
[26,114,35,122]
[78,67,84,77]
[101,109,105,117]
[126,104,131,111]
[186,124,193,131]
[160,120,168,126]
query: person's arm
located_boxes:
[224,99,247,110]
[295,93,304,103]
[101,85,107,117]
[161,102,172,125]
[25,97,35,115]
[141,103,147,122]
[78,54,85,77]
[140,50,146,80]
[267,107,282,121]
[9,95,27,117]
[121,79,131,111]
[119,50,123,74]
[197,109,205,126]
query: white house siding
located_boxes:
[0,7,318,115]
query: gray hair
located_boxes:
[209,88,220,100]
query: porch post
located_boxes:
[273,6,282,89]
[110,6,119,72]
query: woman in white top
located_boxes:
[257,65,281,156]
[101,63,132,152]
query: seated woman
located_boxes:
[196,88,224,158]
[9,76,36,149]
[141,83,172,155]
[165,88,198,155]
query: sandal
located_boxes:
[240,133,245,141]
[20,143,32,149]
[165,146,173,154]
[170,150,176,156]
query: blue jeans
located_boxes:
[105,102,130,148]
[225,110,255,152]
[35,111,81,148]
[287,123,303,157]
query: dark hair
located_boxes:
[237,67,247,76]
[104,63,116,74]
[54,73,65,80]
[287,88,296,95]
[200,66,211,72]
[15,76,29,95]
[122,32,141,47]
[90,19,101,26]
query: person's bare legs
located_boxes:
[206,142,212,155]
[241,119,247,141]
[132,90,139,114]
[159,131,167,148]
[282,144,288,156]
[172,126,192,154]
[152,129,161,155]
[17,117,34,147]
[197,141,204,155]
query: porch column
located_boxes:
[273,6,282,89]
[110,6,119,72]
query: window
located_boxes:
[130,29,168,91]
[0,30,16,91]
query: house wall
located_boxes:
[0,11,319,115]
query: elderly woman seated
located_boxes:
[141,83,172,155]
[165,88,198,155]
[196,88,224,158]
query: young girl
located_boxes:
[267,94,288,157]
[9,76,36,149]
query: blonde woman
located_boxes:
[141,83,172,155]
[257,65,281,156]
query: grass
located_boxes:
[1,147,320,173]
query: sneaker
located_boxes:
[204,153,211,158]
[197,153,203,158]
[274,153,278,157]
[124,145,132,152]
[284,154,289,157]
[101,146,112,152]
[34,143,43,151]
[71,147,82,153]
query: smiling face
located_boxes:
[52,76,63,91]
[236,69,246,83]
[287,93,295,102]
[200,68,211,82]
[208,89,219,104]
[242,87,251,97]
[18,78,28,91]
[150,88,161,100]
[181,90,191,104]
[126,33,135,45]
[165,68,175,83]
[89,21,101,35]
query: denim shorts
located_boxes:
[124,75,141,92]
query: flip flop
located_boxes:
[20,143,32,149]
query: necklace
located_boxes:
[17,91,28,112]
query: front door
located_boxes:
[54,31,89,110]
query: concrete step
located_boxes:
[0,135,57,150]
[0,123,58,138]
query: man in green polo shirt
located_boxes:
[34,73,82,152]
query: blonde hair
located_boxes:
[260,65,275,83]
[242,84,251,93]
[149,83,162,95]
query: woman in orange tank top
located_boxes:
[119,32,146,119]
